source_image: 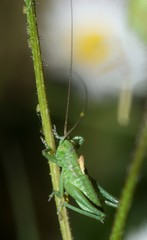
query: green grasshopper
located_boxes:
[42,0,118,222]
[42,130,118,222]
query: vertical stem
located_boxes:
[110,112,147,240]
[23,1,73,239]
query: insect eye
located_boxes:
[59,146,64,151]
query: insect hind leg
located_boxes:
[98,185,119,208]
[56,194,105,222]
[64,182,105,222]
[63,202,105,222]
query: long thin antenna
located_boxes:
[64,0,73,136]
[63,73,88,140]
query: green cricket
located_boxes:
[42,131,118,222]
[42,0,118,222]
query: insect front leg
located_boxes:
[42,147,57,164]
[41,136,57,164]
[52,125,63,140]
[71,136,84,149]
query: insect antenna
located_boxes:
[63,0,88,139]
[64,0,73,136]
[64,74,88,139]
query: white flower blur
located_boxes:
[41,0,147,98]
[125,222,147,240]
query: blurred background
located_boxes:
[1,0,147,240]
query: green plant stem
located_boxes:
[24,1,73,239]
[110,113,147,240]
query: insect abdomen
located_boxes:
[64,168,102,208]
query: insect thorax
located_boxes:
[56,139,79,168]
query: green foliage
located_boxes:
[129,0,147,42]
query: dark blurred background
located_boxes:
[0,1,147,240]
